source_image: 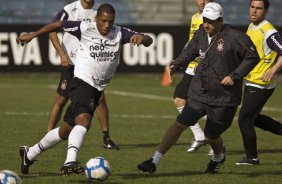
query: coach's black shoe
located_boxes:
[60,162,84,176]
[104,138,120,150]
[19,146,34,174]
[205,155,225,174]
[137,158,156,173]
[236,157,260,165]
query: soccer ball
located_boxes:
[85,157,110,181]
[0,170,21,184]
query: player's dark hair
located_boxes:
[250,0,269,10]
[97,3,115,16]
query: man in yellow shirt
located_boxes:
[236,0,282,165]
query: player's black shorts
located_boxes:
[173,73,194,99]
[176,98,238,139]
[56,65,74,98]
[63,77,102,126]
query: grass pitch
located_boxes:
[0,73,281,184]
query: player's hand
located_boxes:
[16,33,33,46]
[130,34,144,46]
[261,69,275,82]
[221,76,234,86]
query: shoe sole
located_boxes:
[137,166,155,174]
[60,168,85,176]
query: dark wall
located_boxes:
[0,25,280,73]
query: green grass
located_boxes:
[0,73,281,184]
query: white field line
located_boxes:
[1,84,282,113]
[106,90,282,113]
[1,111,281,121]
[0,111,176,119]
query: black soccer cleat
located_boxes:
[19,146,34,174]
[235,157,260,166]
[103,138,120,150]
[60,162,84,176]
[205,155,225,174]
[137,158,156,174]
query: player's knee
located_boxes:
[75,113,92,129]
[174,121,188,132]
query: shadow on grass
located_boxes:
[20,173,122,184]
[227,148,282,155]
[68,179,123,184]
[20,172,60,179]
[116,142,187,149]
[117,170,206,180]
[117,169,282,180]
[223,170,282,177]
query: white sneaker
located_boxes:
[187,138,206,152]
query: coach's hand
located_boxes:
[221,76,234,86]
[167,61,176,83]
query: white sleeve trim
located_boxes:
[263,29,278,55]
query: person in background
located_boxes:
[138,2,259,174]
[17,3,153,176]
[172,0,213,154]
[236,0,282,166]
[48,0,119,150]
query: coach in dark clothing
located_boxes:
[138,2,260,174]
[174,25,259,107]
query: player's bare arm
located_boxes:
[16,21,62,45]
[49,32,70,66]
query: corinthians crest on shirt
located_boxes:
[217,39,224,52]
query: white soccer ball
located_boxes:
[0,170,21,184]
[84,157,110,181]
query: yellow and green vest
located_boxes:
[186,12,203,72]
[245,20,278,85]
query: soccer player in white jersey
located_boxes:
[17,3,153,176]
[48,0,119,150]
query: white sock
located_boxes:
[27,128,62,161]
[212,152,224,162]
[189,123,205,141]
[176,106,184,113]
[64,125,87,164]
[152,151,163,165]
